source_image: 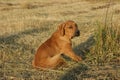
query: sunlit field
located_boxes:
[0,0,120,80]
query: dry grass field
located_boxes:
[0,0,120,80]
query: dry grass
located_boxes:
[86,22,120,64]
[0,0,120,80]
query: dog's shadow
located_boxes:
[73,36,95,59]
[60,63,88,80]
[60,36,95,80]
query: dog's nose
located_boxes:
[75,30,80,36]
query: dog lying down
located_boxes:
[32,20,82,69]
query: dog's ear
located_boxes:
[58,23,66,36]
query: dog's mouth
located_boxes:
[71,30,80,39]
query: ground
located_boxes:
[0,0,120,80]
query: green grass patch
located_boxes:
[86,22,120,65]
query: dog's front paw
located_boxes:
[74,55,82,62]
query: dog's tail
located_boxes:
[32,59,36,68]
[32,59,41,69]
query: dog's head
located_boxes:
[58,20,80,39]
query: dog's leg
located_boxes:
[62,44,82,62]
[47,54,66,68]
[40,54,66,69]
[64,51,82,62]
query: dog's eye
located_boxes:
[69,26,73,29]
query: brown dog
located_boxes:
[32,20,82,69]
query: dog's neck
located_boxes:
[59,36,71,43]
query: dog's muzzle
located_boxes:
[75,30,80,36]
